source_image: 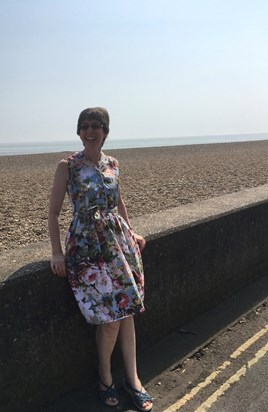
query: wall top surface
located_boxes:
[1,184,267,283]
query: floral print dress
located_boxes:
[65,150,145,325]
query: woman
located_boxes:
[48,107,153,411]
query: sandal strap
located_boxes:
[134,390,153,402]
[99,379,114,390]
[99,380,119,402]
[125,380,153,408]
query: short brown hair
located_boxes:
[76,107,110,136]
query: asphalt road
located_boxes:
[43,274,268,412]
[159,299,268,412]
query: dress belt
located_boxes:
[74,206,117,220]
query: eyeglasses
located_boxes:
[80,122,103,131]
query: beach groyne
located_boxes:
[1,184,268,412]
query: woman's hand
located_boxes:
[50,253,66,277]
[133,233,146,251]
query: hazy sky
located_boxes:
[1,0,267,143]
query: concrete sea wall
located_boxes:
[0,185,268,412]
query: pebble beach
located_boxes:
[0,140,268,253]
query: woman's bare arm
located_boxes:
[117,187,132,229]
[48,159,68,276]
[117,187,146,251]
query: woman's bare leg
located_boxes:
[96,320,121,405]
[117,316,139,385]
[118,316,152,410]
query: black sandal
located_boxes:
[99,379,119,407]
[124,380,153,411]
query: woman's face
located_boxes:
[79,119,107,150]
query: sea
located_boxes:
[0,133,267,156]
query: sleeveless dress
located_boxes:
[65,150,145,325]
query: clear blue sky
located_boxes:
[1,0,267,143]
